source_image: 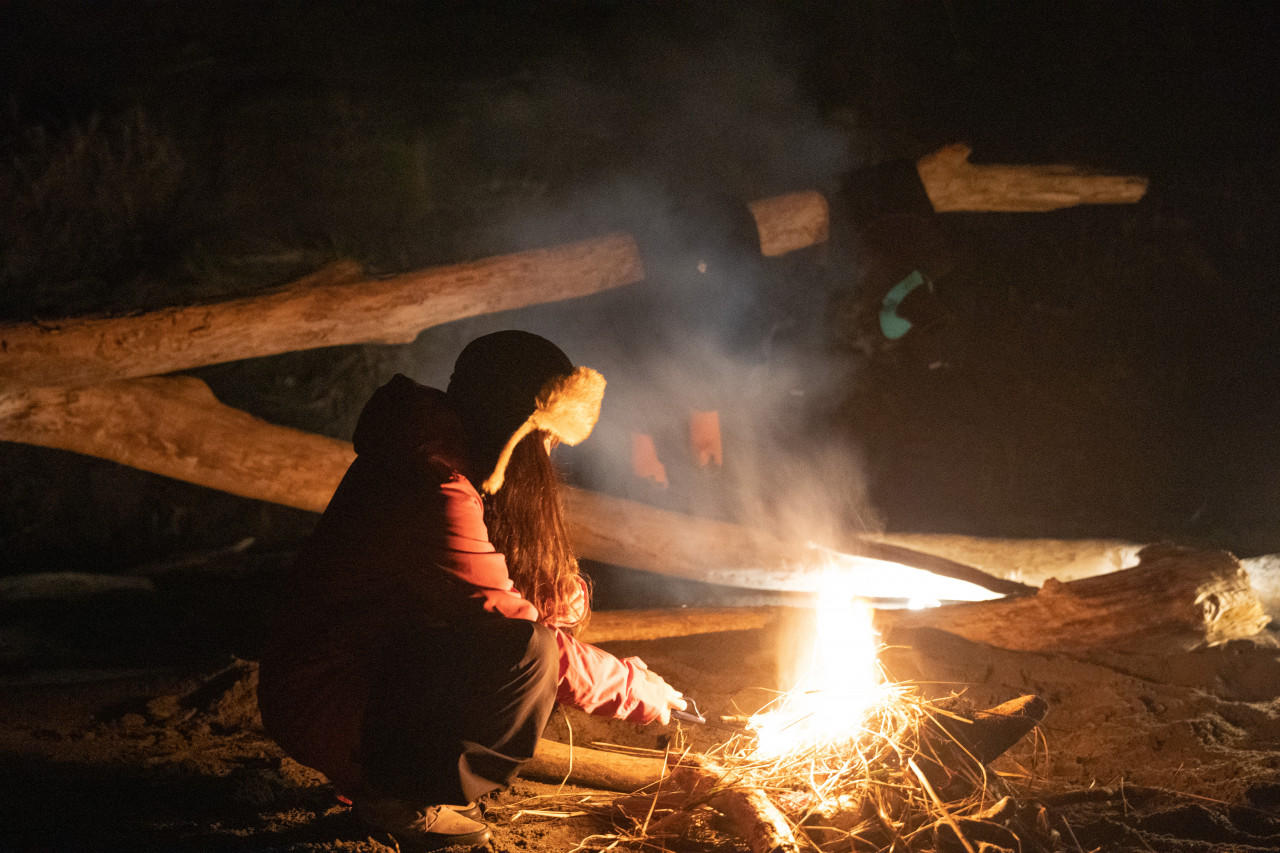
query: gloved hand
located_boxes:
[636,664,687,725]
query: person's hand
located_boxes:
[639,667,687,725]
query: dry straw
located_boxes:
[504,678,1064,852]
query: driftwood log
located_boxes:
[582,543,1269,652]
[877,544,1270,652]
[562,484,1029,597]
[0,235,644,392]
[581,548,1268,653]
[917,143,1149,212]
[0,377,356,510]
[0,146,1146,393]
[0,375,1026,596]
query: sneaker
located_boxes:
[356,797,492,850]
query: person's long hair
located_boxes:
[483,429,591,633]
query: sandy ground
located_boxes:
[3,604,1280,852]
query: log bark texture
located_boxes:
[938,694,1049,765]
[917,143,1149,212]
[713,786,803,853]
[0,375,1025,597]
[522,738,666,793]
[0,235,644,392]
[0,377,354,509]
[877,544,1270,652]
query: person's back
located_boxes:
[258,332,687,851]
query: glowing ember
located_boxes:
[749,567,890,760]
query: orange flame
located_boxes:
[750,566,888,759]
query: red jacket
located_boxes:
[257,375,667,794]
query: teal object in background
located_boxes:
[879,270,929,339]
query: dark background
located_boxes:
[3,0,1279,582]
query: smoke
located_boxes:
[405,13,884,555]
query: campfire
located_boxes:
[551,565,1052,853]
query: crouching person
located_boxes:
[257,331,685,850]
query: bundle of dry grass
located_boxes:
[504,682,1059,853]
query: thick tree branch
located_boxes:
[0,235,644,392]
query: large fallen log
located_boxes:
[0,377,355,510]
[877,544,1270,652]
[0,235,644,392]
[0,205,827,393]
[0,191,823,394]
[0,375,1025,596]
[0,147,1146,393]
[561,487,1029,597]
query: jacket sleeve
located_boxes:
[552,629,671,723]
[412,467,666,720]
[436,471,542,620]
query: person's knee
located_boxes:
[477,616,558,684]
[524,622,558,684]
[497,619,557,679]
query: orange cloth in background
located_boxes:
[689,410,722,467]
[630,432,668,487]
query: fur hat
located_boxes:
[447,330,605,493]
